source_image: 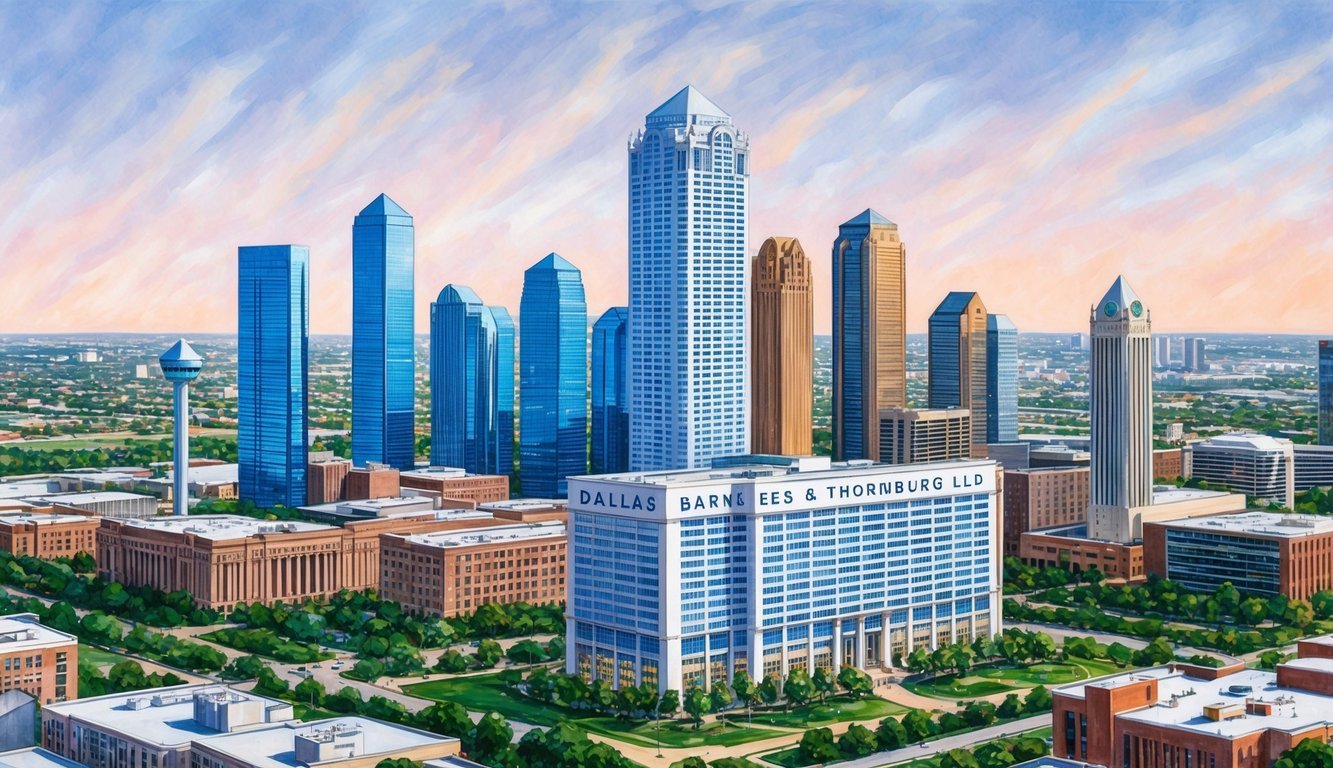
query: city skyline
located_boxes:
[2,3,1328,338]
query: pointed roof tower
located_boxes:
[1095,275,1147,320]
[357,193,411,219]
[841,208,897,229]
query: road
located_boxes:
[838,714,1051,768]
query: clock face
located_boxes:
[1103,301,1119,318]
[1130,300,1143,318]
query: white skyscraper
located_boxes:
[1087,276,1154,541]
[628,86,750,471]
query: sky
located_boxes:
[1,1,1330,336]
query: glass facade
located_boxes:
[429,285,496,474]
[1320,341,1332,446]
[519,253,587,497]
[591,307,629,475]
[628,87,750,472]
[987,314,1019,443]
[352,194,415,470]
[490,307,516,478]
[1164,528,1280,595]
[237,245,309,508]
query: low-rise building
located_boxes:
[0,510,98,560]
[306,454,352,505]
[1002,467,1089,557]
[399,467,510,508]
[346,464,400,501]
[0,615,76,704]
[877,407,972,465]
[478,498,567,523]
[1295,444,1333,493]
[1144,510,1333,600]
[1152,447,1183,482]
[0,747,85,768]
[1052,642,1333,768]
[1183,433,1295,509]
[380,521,566,617]
[188,715,462,768]
[29,492,156,519]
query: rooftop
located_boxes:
[578,457,994,489]
[394,521,565,549]
[0,748,87,768]
[1155,510,1333,538]
[435,284,485,307]
[1190,432,1295,453]
[159,339,201,364]
[647,85,729,121]
[357,193,411,219]
[0,511,95,527]
[932,291,982,316]
[43,685,291,746]
[169,463,240,484]
[116,515,334,540]
[478,499,566,513]
[196,716,454,768]
[0,614,77,651]
[1060,665,1333,738]
[400,466,472,479]
[1095,275,1145,319]
[31,491,153,505]
[1151,486,1237,504]
[841,208,895,228]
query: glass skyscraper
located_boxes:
[429,284,496,474]
[490,306,516,478]
[519,253,587,497]
[628,86,750,471]
[986,314,1019,444]
[1319,341,1332,445]
[237,245,309,508]
[352,194,415,470]
[927,291,988,456]
[591,307,629,475]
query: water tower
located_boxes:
[159,339,203,515]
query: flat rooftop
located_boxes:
[1058,665,1333,738]
[0,483,58,500]
[1191,433,1293,453]
[168,464,239,483]
[1150,486,1235,504]
[1155,510,1333,538]
[117,515,334,540]
[198,717,452,768]
[0,511,94,526]
[479,499,566,512]
[0,614,77,651]
[0,748,87,768]
[43,686,288,746]
[576,457,993,488]
[401,466,471,479]
[32,491,155,505]
[395,521,565,548]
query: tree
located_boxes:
[467,711,513,762]
[416,702,472,738]
[732,670,757,718]
[1024,685,1053,714]
[222,654,266,680]
[254,666,289,697]
[1133,637,1174,666]
[812,666,836,703]
[798,727,840,764]
[1289,599,1315,628]
[839,723,879,757]
[997,693,1023,720]
[683,687,709,729]
[79,612,123,645]
[1274,738,1333,768]
[757,674,779,707]
[375,759,417,768]
[906,647,932,673]
[1107,642,1134,668]
[1238,597,1268,626]
[435,649,470,674]
[658,689,680,720]
[876,716,907,749]
[838,665,873,699]
[961,700,997,727]
[783,668,814,710]
[507,639,547,665]
[671,759,707,768]
[294,676,326,707]
[474,639,503,668]
[709,680,734,713]
[941,748,982,768]
[901,708,935,742]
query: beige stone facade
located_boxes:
[751,236,813,456]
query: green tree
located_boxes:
[658,688,680,719]
[941,748,982,768]
[997,693,1023,720]
[474,638,503,668]
[222,655,266,680]
[1238,597,1268,626]
[294,676,325,707]
[901,708,935,742]
[709,680,734,713]
[1107,642,1134,667]
[683,687,709,729]
[876,716,907,749]
[416,702,472,738]
[1024,685,1053,714]
[732,670,757,718]
[507,639,547,665]
[837,665,873,698]
[812,666,836,703]
[757,674,779,707]
[435,649,469,674]
[1274,738,1333,768]
[782,668,814,710]
[254,666,289,697]
[798,727,840,764]
[838,723,878,757]
[466,712,513,762]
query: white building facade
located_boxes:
[1183,432,1296,508]
[567,458,1001,693]
[627,86,750,472]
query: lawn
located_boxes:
[762,725,1055,768]
[578,717,783,749]
[79,644,128,667]
[905,658,1122,699]
[747,695,907,728]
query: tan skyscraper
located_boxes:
[833,209,906,461]
[752,237,813,455]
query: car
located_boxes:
[312,664,323,669]
[297,666,307,672]
[331,662,344,669]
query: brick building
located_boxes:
[1053,641,1333,768]
[0,614,76,704]
[379,521,566,617]
[1152,447,1183,482]
[399,467,510,508]
[345,464,400,501]
[479,499,567,523]
[1002,467,1089,557]
[0,510,99,560]
[1144,511,1333,600]
[306,454,352,504]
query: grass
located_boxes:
[579,717,782,749]
[404,673,573,727]
[747,695,907,728]
[79,644,128,668]
[763,725,1055,768]
[904,658,1122,699]
[762,747,804,767]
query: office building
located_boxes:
[490,306,516,478]
[1151,447,1183,482]
[591,307,630,475]
[878,407,972,465]
[97,516,375,611]
[1320,340,1332,445]
[1295,444,1333,492]
[1183,337,1207,372]
[1068,333,1089,352]
[928,292,988,456]
[0,615,76,704]
[752,236,813,456]
[567,457,1001,693]
[833,209,906,461]
[1182,432,1295,509]
[379,521,566,618]
[159,339,202,516]
[1087,276,1154,542]
[430,285,497,474]
[519,254,587,498]
[189,715,463,768]
[399,467,510,507]
[32,491,157,519]
[1152,335,1172,369]
[351,194,415,471]
[42,685,295,767]
[345,464,400,500]
[1144,511,1333,600]
[987,314,1019,445]
[1002,467,1089,557]
[628,86,750,472]
[0,512,98,560]
[237,245,309,509]
[1052,641,1333,768]
[306,453,351,505]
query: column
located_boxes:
[831,618,843,671]
[856,616,866,668]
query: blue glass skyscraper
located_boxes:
[352,194,415,470]
[591,307,629,475]
[628,86,750,471]
[430,285,495,473]
[237,245,309,508]
[490,306,516,477]
[519,253,587,497]
[987,314,1019,444]
[928,291,988,455]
